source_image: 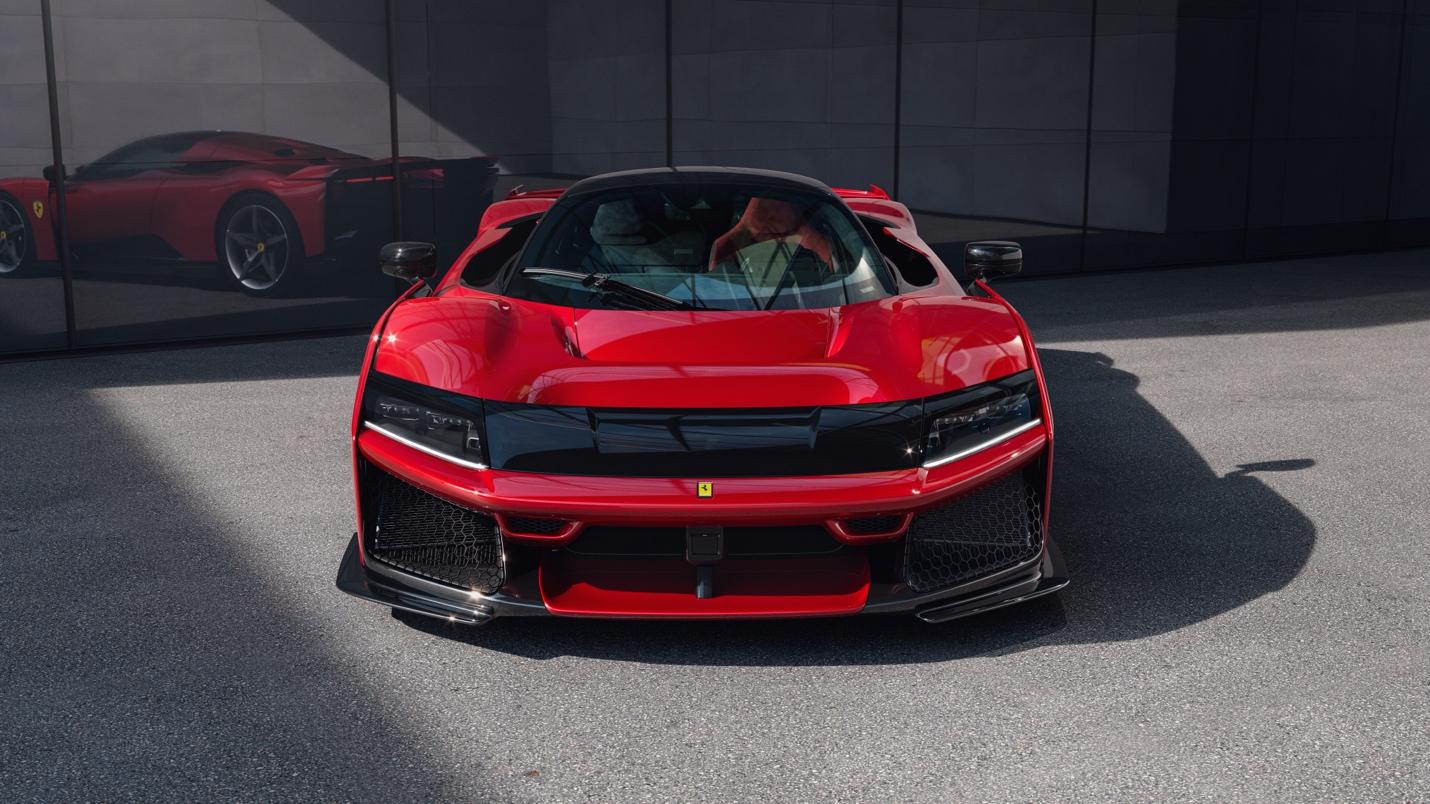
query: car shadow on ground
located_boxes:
[399,348,1317,664]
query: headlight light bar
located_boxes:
[362,377,488,470]
[921,370,1042,469]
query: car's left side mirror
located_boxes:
[964,240,1023,281]
[380,241,437,286]
[42,164,63,184]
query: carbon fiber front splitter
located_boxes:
[335,532,1067,625]
[335,535,545,625]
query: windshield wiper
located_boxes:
[521,267,695,311]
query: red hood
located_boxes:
[372,287,1029,408]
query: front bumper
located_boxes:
[335,531,1067,624]
[335,422,1067,624]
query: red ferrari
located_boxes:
[0,130,491,295]
[336,167,1065,624]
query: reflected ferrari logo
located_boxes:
[32,201,43,219]
[697,482,713,498]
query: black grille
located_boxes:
[843,514,906,535]
[482,396,924,477]
[366,468,505,593]
[904,468,1043,593]
[502,516,570,536]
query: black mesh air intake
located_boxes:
[904,467,1043,593]
[502,516,570,536]
[366,468,505,593]
[842,514,906,535]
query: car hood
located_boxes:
[372,287,1029,408]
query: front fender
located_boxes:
[0,178,58,261]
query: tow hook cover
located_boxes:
[686,525,724,564]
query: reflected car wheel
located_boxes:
[0,193,32,275]
[216,193,305,296]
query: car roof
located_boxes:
[118,130,357,157]
[561,166,836,199]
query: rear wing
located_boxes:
[504,185,567,200]
[833,184,916,231]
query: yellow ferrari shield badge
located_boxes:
[696,482,713,498]
[32,200,44,219]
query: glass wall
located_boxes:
[1,0,1426,357]
[1389,0,1430,248]
[672,0,898,189]
[0,0,67,353]
[546,0,667,177]
[1245,0,1405,258]
[393,0,542,265]
[52,0,399,348]
[900,0,1091,275]
[1084,1,1257,269]
[397,0,666,269]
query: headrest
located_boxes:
[590,200,646,244]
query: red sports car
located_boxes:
[336,167,1065,624]
[0,131,492,295]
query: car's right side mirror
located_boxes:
[964,240,1023,281]
[380,241,437,285]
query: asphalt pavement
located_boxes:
[1,249,1426,801]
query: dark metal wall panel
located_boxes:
[2,0,1425,358]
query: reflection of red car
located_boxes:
[337,167,1066,625]
[0,131,489,295]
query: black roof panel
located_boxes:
[562,166,835,198]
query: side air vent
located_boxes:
[842,514,908,536]
[499,515,574,537]
[903,466,1044,593]
[365,466,505,593]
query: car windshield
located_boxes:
[508,184,897,311]
[89,132,208,166]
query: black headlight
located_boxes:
[362,375,487,469]
[922,370,1042,468]
[358,371,1041,476]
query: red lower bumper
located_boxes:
[539,552,869,618]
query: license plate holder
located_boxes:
[685,525,724,564]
